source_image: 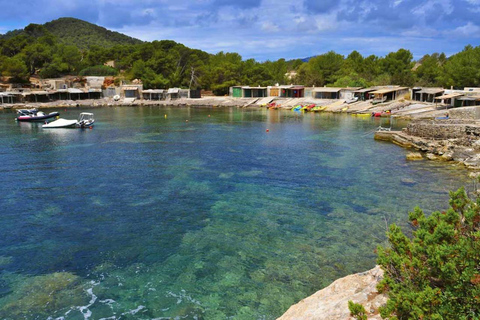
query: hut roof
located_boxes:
[370,87,409,95]
[434,93,464,100]
[417,88,444,94]
[143,89,165,93]
[312,87,342,93]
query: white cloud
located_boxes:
[314,14,340,32]
[450,22,480,37]
[412,0,454,16]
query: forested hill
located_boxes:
[1,17,142,49]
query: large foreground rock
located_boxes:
[278,266,386,320]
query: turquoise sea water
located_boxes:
[0,107,472,319]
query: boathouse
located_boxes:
[353,87,377,101]
[121,84,142,99]
[243,86,268,98]
[370,87,409,103]
[434,93,464,106]
[143,89,166,100]
[454,96,480,107]
[167,88,180,99]
[412,88,445,102]
[23,91,50,103]
[230,86,268,98]
[266,85,304,98]
[340,87,362,100]
[0,92,18,104]
[312,87,342,99]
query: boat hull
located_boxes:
[77,120,95,128]
[16,112,60,122]
[42,118,78,128]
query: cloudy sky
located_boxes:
[0,0,479,61]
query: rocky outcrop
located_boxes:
[278,266,386,320]
[406,152,423,161]
[374,127,480,170]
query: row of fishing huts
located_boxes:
[230,85,480,107]
[0,76,201,105]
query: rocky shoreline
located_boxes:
[375,116,480,170]
[278,266,386,320]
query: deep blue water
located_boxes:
[0,107,471,319]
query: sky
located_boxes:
[0,0,479,61]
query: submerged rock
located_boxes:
[401,178,417,186]
[406,152,423,161]
[278,266,386,320]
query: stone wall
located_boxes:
[406,119,480,140]
[449,107,480,120]
[406,121,469,139]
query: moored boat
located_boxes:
[42,112,95,129]
[77,112,95,128]
[42,118,78,128]
[16,109,60,122]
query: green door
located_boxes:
[233,87,242,98]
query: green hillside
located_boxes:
[1,17,142,49]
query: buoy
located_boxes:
[186,120,189,122]
[165,114,167,119]
[89,126,93,129]
[208,115,210,117]
[266,129,269,132]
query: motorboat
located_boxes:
[42,112,95,129]
[77,112,95,128]
[16,108,60,122]
[345,97,359,104]
[42,118,78,128]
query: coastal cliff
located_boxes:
[278,266,386,320]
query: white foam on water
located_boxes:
[122,305,146,315]
[166,290,202,306]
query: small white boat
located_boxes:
[42,112,95,129]
[77,112,95,128]
[42,118,78,128]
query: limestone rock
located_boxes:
[441,152,454,161]
[406,152,423,161]
[401,178,416,185]
[426,153,438,160]
[278,266,387,320]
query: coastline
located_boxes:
[0,96,449,120]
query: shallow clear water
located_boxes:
[0,107,471,319]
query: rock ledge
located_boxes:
[278,266,386,320]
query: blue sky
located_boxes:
[0,0,479,61]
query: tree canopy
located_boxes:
[1,18,480,91]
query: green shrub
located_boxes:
[348,300,368,320]
[377,187,480,319]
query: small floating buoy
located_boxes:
[208,115,210,117]
[186,120,189,122]
[89,126,93,129]
[266,129,269,133]
[165,114,167,119]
